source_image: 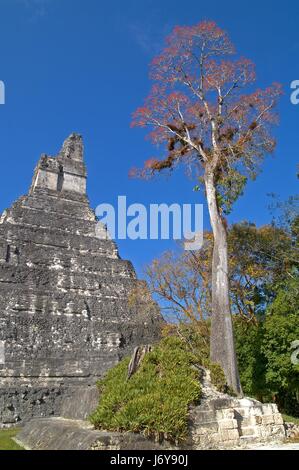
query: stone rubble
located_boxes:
[188,369,286,448]
[284,421,299,439]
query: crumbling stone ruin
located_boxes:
[15,368,286,450]
[188,369,286,449]
[0,134,162,426]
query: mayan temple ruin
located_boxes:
[0,134,161,426]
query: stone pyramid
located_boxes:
[0,134,161,426]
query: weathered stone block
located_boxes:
[188,374,286,449]
[239,398,256,407]
[191,410,216,424]
[254,415,262,425]
[15,418,170,450]
[196,433,221,447]
[259,425,272,438]
[261,404,276,415]
[273,413,284,425]
[248,406,263,417]
[190,421,219,435]
[261,415,275,425]
[221,409,235,419]
[220,428,239,441]
[271,424,286,436]
[218,418,238,430]
[233,407,249,418]
[240,426,256,437]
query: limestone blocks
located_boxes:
[189,397,286,449]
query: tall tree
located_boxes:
[131,21,281,393]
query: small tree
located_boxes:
[145,237,212,323]
[132,21,281,393]
[145,223,294,325]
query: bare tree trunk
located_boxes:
[204,171,242,395]
[127,345,152,380]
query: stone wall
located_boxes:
[187,369,285,449]
[15,418,169,451]
[189,398,285,449]
[0,381,64,428]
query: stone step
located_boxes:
[199,397,239,411]
[190,409,216,423]
[237,416,259,427]
[233,406,263,418]
[190,421,219,434]
[8,204,98,232]
[22,194,94,219]
[0,224,118,257]
[240,426,257,437]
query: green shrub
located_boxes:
[161,322,210,365]
[234,318,268,400]
[282,414,299,425]
[209,362,228,393]
[90,336,201,443]
[234,275,299,414]
[261,284,299,413]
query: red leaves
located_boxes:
[235,83,283,124]
[131,84,191,136]
[128,167,138,178]
[131,106,151,128]
[150,21,234,84]
[204,57,256,90]
[165,21,234,55]
[145,158,159,169]
[131,20,282,180]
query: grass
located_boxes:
[0,428,24,450]
[282,414,299,425]
[282,414,299,444]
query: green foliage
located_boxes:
[282,414,299,425]
[229,221,296,320]
[262,277,299,397]
[234,319,268,399]
[216,169,248,215]
[174,322,210,364]
[90,336,202,443]
[0,428,24,450]
[209,362,228,393]
[235,274,299,415]
[162,324,228,394]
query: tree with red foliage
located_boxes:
[131,21,281,394]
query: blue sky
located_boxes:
[0,0,298,276]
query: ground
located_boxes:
[1,414,299,450]
[0,428,24,450]
[282,414,299,425]
[249,443,299,450]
